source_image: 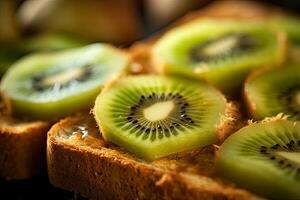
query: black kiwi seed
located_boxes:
[189,33,256,62]
[279,160,285,165]
[271,144,280,149]
[260,149,267,153]
[270,156,276,160]
[136,124,141,129]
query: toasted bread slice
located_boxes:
[0,115,50,180]
[47,114,260,200]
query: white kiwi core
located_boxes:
[143,101,174,122]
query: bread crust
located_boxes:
[47,115,260,200]
[0,116,50,180]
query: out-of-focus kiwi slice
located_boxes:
[245,64,300,121]
[0,33,87,77]
[217,120,300,200]
[94,75,235,160]
[1,43,128,120]
[152,19,286,94]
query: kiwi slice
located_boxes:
[1,43,128,120]
[245,64,300,121]
[217,120,300,199]
[152,19,286,93]
[94,75,233,160]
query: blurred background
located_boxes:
[1,0,300,43]
[0,0,300,76]
[0,0,299,199]
[1,0,300,75]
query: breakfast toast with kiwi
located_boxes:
[47,0,300,199]
[0,43,129,180]
[48,113,259,200]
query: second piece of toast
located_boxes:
[47,114,260,200]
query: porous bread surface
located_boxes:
[0,115,51,180]
[47,114,261,200]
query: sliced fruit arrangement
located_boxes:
[1,43,128,120]
[94,75,234,160]
[245,64,300,120]
[217,120,300,200]
[152,19,286,93]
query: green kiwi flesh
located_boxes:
[152,19,285,93]
[245,64,300,120]
[1,43,128,120]
[217,120,300,200]
[94,75,228,160]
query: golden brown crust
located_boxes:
[0,115,51,180]
[47,114,260,200]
